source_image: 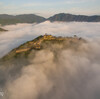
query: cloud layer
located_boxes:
[0,21,100,58]
[0,21,100,99]
[3,39,100,99]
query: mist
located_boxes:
[0,21,100,58]
[3,40,100,99]
[0,21,100,99]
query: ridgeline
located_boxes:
[0,13,100,25]
[1,34,85,61]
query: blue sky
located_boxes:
[0,0,100,17]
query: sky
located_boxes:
[0,0,100,17]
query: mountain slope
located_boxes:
[0,14,46,25]
[0,34,86,97]
[48,13,100,22]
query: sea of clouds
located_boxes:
[0,21,100,99]
[0,21,100,58]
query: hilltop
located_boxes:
[1,34,85,61]
[0,34,86,88]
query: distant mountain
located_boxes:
[0,14,46,25]
[48,13,100,22]
[0,13,100,25]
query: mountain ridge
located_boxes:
[0,34,85,61]
[0,13,100,25]
[0,14,45,25]
[47,13,100,22]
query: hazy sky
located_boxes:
[0,0,100,17]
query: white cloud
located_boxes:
[65,0,96,3]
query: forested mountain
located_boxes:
[0,13,100,25]
[48,13,100,22]
[0,14,46,25]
